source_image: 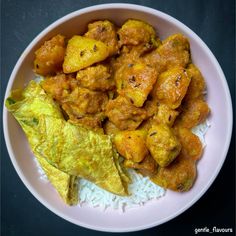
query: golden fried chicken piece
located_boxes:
[151,128,203,191]
[34,35,66,76]
[158,33,190,70]
[114,130,148,163]
[146,124,181,167]
[76,64,115,91]
[85,20,119,56]
[124,154,157,177]
[174,98,210,129]
[151,66,191,109]
[105,96,147,130]
[115,62,158,107]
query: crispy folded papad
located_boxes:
[6,81,129,202]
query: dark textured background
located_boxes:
[1,0,235,235]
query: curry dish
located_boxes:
[6,19,210,205]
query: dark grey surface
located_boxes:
[1,0,235,235]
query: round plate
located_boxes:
[3,3,233,232]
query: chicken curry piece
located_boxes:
[34,34,66,76]
[34,19,210,192]
[151,128,203,191]
[146,124,181,167]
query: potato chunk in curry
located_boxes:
[85,20,119,56]
[154,104,179,127]
[146,124,181,167]
[105,96,147,130]
[152,66,191,109]
[140,102,179,130]
[34,34,66,76]
[114,130,148,163]
[115,63,158,107]
[63,36,109,73]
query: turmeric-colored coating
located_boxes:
[157,33,190,70]
[151,153,196,192]
[85,20,119,56]
[63,36,109,73]
[117,19,157,46]
[146,124,181,167]
[105,96,147,130]
[114,130,148,163]
[152,66,191,109]
[124,154,157,177]
[184,64,206,101]
[115,62,158,107]
[174,98,210,129]
[34,34,66,76]
[174,127,203,161]
[153,104,179,127]
[151,127,202,191]
[76,64,115,91]
[29,19,211,195]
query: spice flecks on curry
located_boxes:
[6,19,210,206]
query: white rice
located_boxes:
[79,169,165,212]
[192,120,210,147]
